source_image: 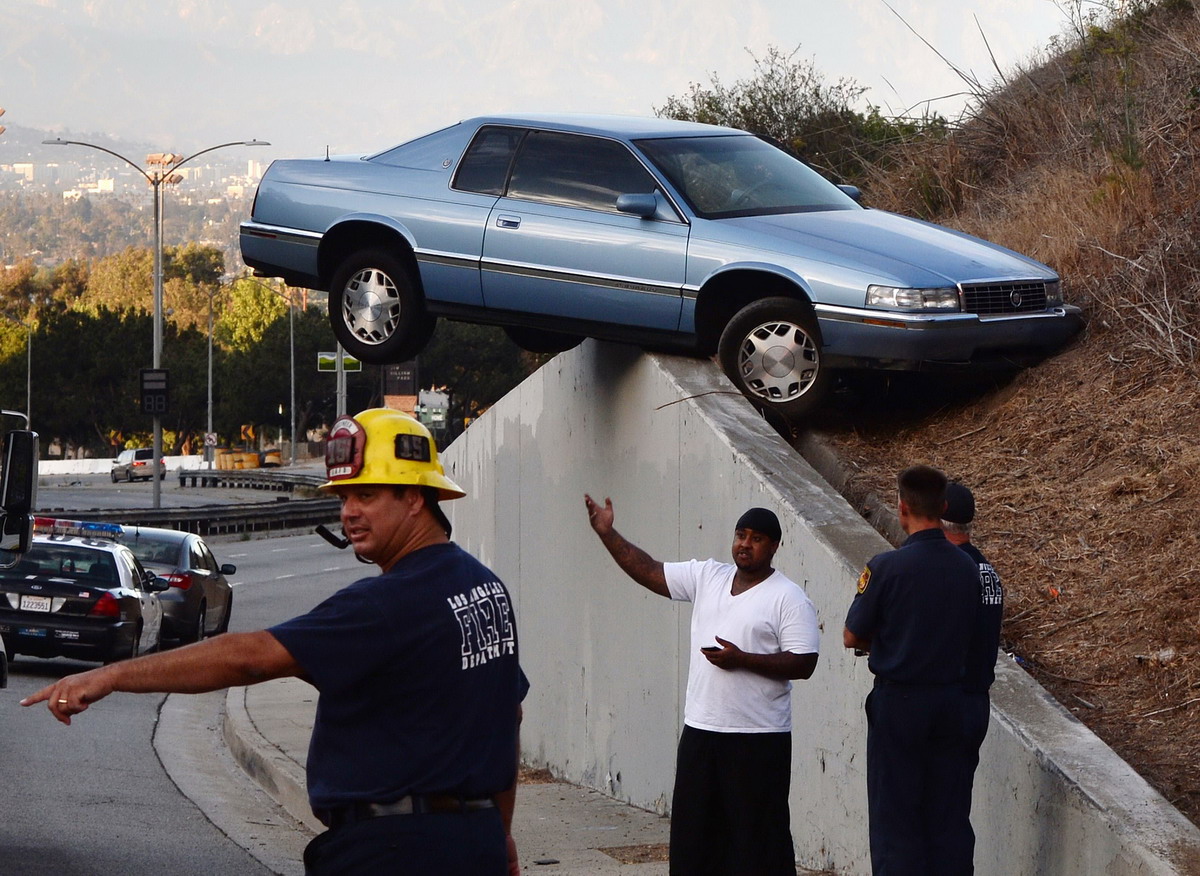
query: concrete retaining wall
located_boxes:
[441,340,1200,875]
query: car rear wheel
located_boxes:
[328,249,436,364]
[186,604,207,645]
[106,623,142,664]
[717,296,832,420]
[503,326,585,354]
[215,598,232,635]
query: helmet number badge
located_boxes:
[325,416,366,481]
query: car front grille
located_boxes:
[961,281,1049,315]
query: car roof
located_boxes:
[121,526,189,544]
[27,533,132,556]
[459,113,747,141]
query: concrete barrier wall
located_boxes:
[442,340,1200,875]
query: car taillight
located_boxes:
[165,573,193,590]
[89,593,120,618]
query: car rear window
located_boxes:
[454,126,525,196]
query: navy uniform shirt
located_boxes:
[959,541,1004,694]
[845,528,981,685]
[270,542,529,810]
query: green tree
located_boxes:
[218,277,288,351]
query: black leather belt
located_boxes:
[316,794,496,828]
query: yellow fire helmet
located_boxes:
[320,408,466,500]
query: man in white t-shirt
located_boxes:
[584,495,820,876]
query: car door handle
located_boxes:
[495,215,521,229]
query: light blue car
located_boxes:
[240,114,1081,419]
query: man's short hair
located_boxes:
[898,465,948,520]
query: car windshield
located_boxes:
[635,134,858,219]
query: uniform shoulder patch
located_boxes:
[857,566,871,594]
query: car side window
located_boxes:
[506,131,659,213]
[117,552,145,591]
[190,540,212,573]
[454,126,525,196]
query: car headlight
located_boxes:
[866,285,961,311]
[1044,279,1063,305]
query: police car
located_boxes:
[0,518,168,664]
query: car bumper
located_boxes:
[0,613,134,662]
[816,303,1083,368]
[240,221,323,289]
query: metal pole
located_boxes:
[152,177,163,509]
[289,296,296,465]
[336,346,347,417]
[207,288,214,469]
[24,326,30,427]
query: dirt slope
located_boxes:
[803,330,1199,824]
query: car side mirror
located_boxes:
[220,563,237,576]
[837,184,863,203]
[0,427,39,554]
[149,575,172,593]
[615,192,659,219]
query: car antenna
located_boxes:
[324,145,330,162]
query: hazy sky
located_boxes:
[4,0,1075,159]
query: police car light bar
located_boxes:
[32,517,124,540]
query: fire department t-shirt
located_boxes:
[269,542,528,810]
[664,559,819,733]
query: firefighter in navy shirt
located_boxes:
[942,480,1004,866]
[25,409,528,876]
[843,465,981,875]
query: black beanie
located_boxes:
[735,507,781,542]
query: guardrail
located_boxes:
[176,468,327,492]
[64,469,340,537]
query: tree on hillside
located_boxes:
[657,45,944,185]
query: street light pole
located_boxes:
[43,137,269,506]
[239,276,297,466]
[207,286,216,470]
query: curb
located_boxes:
[222,685,323,834]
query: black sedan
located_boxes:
[0,519,168,664]
[119,526,235,645]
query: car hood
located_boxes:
[706,209,1056,286]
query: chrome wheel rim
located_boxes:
[736,320,820,401]
[341,268,402,346]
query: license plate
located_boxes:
[21,594,51,612]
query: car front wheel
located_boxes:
[717,297,832,420]
[328,249,436,364]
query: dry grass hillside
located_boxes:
[807,0,1200,825]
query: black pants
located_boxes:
[303,808,506,875]
[865,682,973,876]
[669,725,796,876]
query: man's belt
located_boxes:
[315,794,496,828]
